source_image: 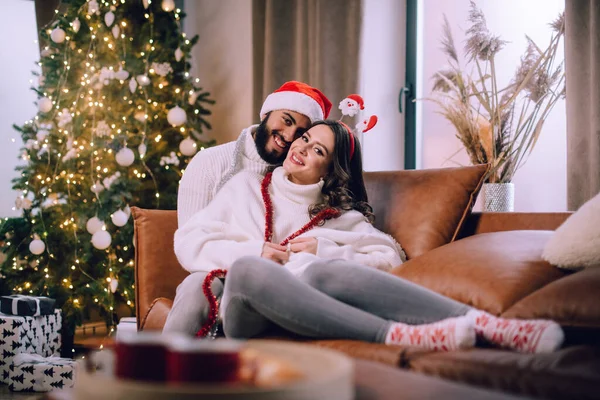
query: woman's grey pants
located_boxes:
[221,256,472,343]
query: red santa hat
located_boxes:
[260,81,332,122]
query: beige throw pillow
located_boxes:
[542,192,600,269]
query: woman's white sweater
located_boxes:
[174,167,404,277]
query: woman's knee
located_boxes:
[301,260,339,290]
[226,256,276,294]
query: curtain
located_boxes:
[565,0,600,210]
[252,0,362,118]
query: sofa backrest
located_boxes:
[131,164,488,326]
[131,207,183,330]
[364,164,487,260]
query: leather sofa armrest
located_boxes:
[139,297,173,331]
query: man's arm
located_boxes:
[177,143,232,227]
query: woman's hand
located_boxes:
[261,242,289,264]
[289,237,318,255]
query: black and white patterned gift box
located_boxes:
[0,295,56,317]
[8,353,76,392]
[0,310,62,384]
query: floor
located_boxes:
[0,384,40,400]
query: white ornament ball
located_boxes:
[116,147,135,167]
[162,0,176,12]
[175,47,183,62]
[134,111,146,122]
[109,278,119,293]
[138,143,147,157]
[92,230,111,250]
[72,18,80,33]
[129,78,138,93]
[112,25,120,39]
[142,0,150,9]
[50,28,66,44]
[104,11,115,27]
[111,210,129,227]
[38,97,53,113]
[179,137,197,156]
[167,106,187,126]
[29,238,46,255]
[86,217,104,234]
[115,67,129,81]
[91,180,104,194]
[136,75,151,86]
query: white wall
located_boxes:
[359,0,407,172]
[0,0,39,218]
[184,0,253,144]
[418,0,566,212]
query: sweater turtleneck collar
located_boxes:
[270,167,324,206]
[244,125,270,165]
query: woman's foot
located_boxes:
[467,310,564,353]
[385,316,475,351]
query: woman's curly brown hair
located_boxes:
[307,120,375,224]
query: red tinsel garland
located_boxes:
[195,172,340,337]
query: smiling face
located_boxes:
[254,110,311,164]
[283,123,335,185]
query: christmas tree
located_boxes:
[0,0,213,353]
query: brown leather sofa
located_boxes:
[131,164,600,399]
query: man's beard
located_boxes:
[254,120,288,165]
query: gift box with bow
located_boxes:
[0,310,62,384]
[0,295,56,317]
[8,353,76,392]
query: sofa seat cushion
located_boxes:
[405,346,600,400]
[391,231,567,315]
[311,340,419,368]
[503,267,600,340]
[364,164,487,260]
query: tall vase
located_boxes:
[482,183,515,212]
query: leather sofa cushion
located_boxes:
[503,267,600,330]
[391,231,567,315]
[406,346,600,399]
[364,164,487,260]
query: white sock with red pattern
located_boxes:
[467,310,564,354]
[384,316,475,351]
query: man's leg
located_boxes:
[163,271,224,335]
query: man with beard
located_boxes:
[177,81,332,228]
[164,81,331,335]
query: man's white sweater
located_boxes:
[174,167,405,277]
[177,125,271,227]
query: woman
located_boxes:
[173,120,563,354]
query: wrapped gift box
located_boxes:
[0,310,62,383]
[8,353,76,392]
[0,295,56,317]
